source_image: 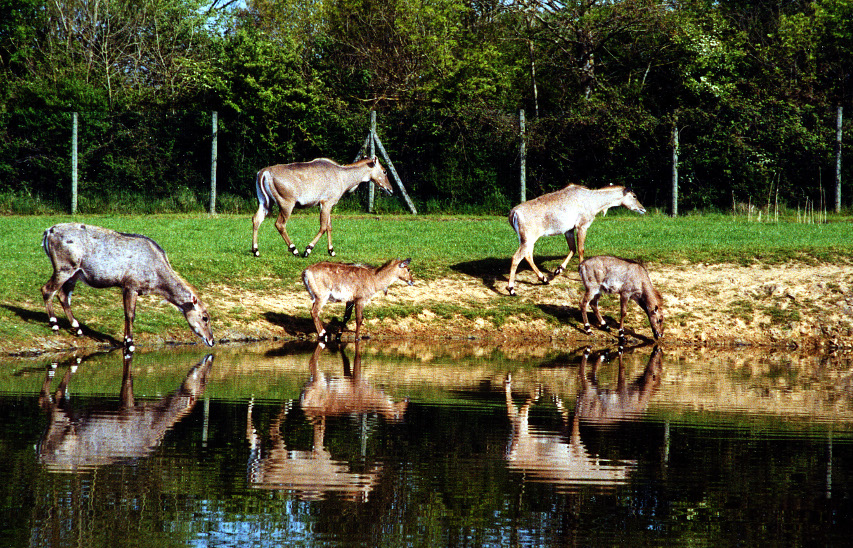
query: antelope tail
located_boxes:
[509,209,523,244]
[302,270,317,302]
[255,170,273,216]
[41,228,54,258]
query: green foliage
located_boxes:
[0,0,850,212]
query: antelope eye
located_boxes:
[203,316,209,323]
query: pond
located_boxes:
[1,341,852,547]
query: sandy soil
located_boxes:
[9,262,853,356]
[207,262,853,352]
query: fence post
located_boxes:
[836,104,843,213]
[71,112,78,214]
[368,110,376,213]
[519,109,526,204]
[210,111,218,214]
[671,117,679,217]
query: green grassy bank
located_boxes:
[2,211,852,351]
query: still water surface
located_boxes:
[1,341,852,547]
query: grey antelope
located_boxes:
[506,184,646,295]
[578,255,664,340]
[246,342,406,501]
[38,353,213,472]
[41,224,214,351]
[251,157,393,258]
[302,258,414,340]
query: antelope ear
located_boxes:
[400,258,411,268]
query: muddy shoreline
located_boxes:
[5,262,853,358]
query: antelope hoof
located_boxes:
[328,248,336,257]
[507,285,516,296]
[554,266,564,276]
[303,244,314,258]
[600,323,610,332]
[539,275,550,284]
[584,323,592,335]
[252,248,260,257]
[288,244,299,257]
[49,317,59,331]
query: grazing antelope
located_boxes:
[302,258,414,340]
[578,255,664,340]
[246,342,405,501]
[251,157,393,258]
[507,184,646,295]
[38,353,213,472]
[41,223,215,351]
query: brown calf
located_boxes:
[578,255,664,339]
[302,258,414,340]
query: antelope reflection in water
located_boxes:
[38,353,213,473]
[246,341,408,501]
[505,345,663,491]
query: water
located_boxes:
[1,341,852,547]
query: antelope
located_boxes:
[578,255,664,340]
[38,353,213,472]
[302,258,414,340]
[41,224,214,351]
[506,184,646,295]
[251,157,393,258]
[246,342,405,501]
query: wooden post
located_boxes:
[836,104,843,213]
[368,110,376,213]
[519,109,527,204]
[71,112,78,214]
[671,118,679,217]
[210,111,218,214]
[373,134,417,214]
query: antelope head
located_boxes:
[621,188,646,215]
[367,157,393,196]
[182,295,215,347]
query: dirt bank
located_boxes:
[213,262,853,351]
[8,262,853,357]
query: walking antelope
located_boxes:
[302,258,414,340]
[507,184,646,295]
[578,255,664,340]
[41,223,214,351]
[251,157,393,258]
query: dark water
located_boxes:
[1,341,852,547]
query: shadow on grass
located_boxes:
[450,255,567,294]
[1,304,121,347]
[535,303,657,345]
[262,311,354,340]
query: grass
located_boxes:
[1,210,852,350]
